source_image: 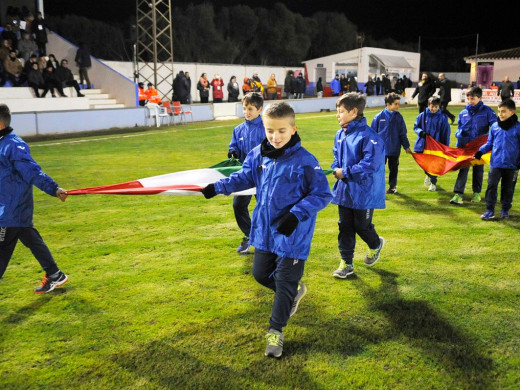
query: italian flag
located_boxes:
[412,135,490,177]
[68,159,255,196]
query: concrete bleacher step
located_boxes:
[90,103,126,109]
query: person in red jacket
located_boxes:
[211,74,224,103]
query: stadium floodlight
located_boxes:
[136,0,174,100]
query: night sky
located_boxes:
[44,0,519,54]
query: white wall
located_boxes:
[491,60,520,82]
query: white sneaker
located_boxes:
[424,175,431,186]
[428,183,437,192]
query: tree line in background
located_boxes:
[47,2,474,74]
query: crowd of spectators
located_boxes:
[1,6,89,97]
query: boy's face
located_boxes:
[336,105,358,127]
[466,95,481,106]
[243,103,262,121]
[264,116,297,149]
[497,106,515,122]
[428,104,440,114]
[387,101,400,111]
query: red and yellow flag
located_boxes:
[412,135,490,177]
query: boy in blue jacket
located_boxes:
[0,104,69,293]
[202,102,331,358]
[371,92,411,194]
[474,99,520,220]
[450,87,497,204]
[331,93,386,279]
[413,96,451,191]
[227,92,265,254]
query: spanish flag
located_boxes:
[412,135,490,177]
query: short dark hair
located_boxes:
[242,92,263,109]
[428,96,441,106]
[336,92,366,115]
[384,92,401,105]
[467,86,482,98]
[263,101,295,126]
[0,104,12,127]
[498,98,516,111]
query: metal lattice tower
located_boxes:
[136,0,174,100]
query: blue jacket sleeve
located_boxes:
[331,133,340,170]
[398,115,410,149]
[479,128,494,154]
[228,127,239,154]
[214,150,256,195]
[413,113,424,136]
[290,164,332,222]
[12,144,59,196]
[440,116,451,146]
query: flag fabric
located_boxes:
[412,135,490,177]
[67,159,255,196]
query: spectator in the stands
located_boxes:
[31,12,48,56]
[43,65,66,97]
[17,32,37,62]
[1,24,18,51]
[38,55,47,71]
[27,62,45,97]
[46,54,59,70]
[211,74,224,103]
[266,73,278,100]
[4,49,24,86]
[55,59,85,97]
[23,53,38,77]
[75,42,92,89]
[197,73,210,103]
[0,40,11,65]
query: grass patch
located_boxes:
[0,105,519,389]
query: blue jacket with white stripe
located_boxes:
[228,115,265,163]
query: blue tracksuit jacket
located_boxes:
[413,108,451,152]
[371,108,410,156]
[228,115,265,163]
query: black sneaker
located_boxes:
[34,271,68,294]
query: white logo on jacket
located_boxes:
[17,146,26,150]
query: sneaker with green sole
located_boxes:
[364,237,385,266]
[289,282,307,317]
[265,329,283,358]
[450,194,463,204]
[471,192,481,202]
[332,260,354,278]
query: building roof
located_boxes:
[465,47,520,61]
[370,54,413,69]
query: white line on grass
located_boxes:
[31,106,418,148]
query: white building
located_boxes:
[303,46,421,89]
[464,47,520,87]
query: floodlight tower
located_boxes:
[136,0,174,100]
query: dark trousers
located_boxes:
[485,168,518,212]
[385,155,400,188]
[454,165,484,194]
[0,227,59,279]
[440,101,455,122]
[200,96,209,103]
[65,80,82,95]
[338,206,380,264]
[252,249,305,332]
[418,101,428,113]
[79,67,91,87]
[233,195,252,237]
[424,171,438,185]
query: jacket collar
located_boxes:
[246,115,263,126]
[261,132,301,159]
[0,126,13,140]
[498,114,518,130]
[342,117,367,133]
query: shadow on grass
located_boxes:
[356,268,495,389]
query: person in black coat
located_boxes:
[436,73,455,124]
[365,76,375,96]
[375,77,382,95]
[31,12,48,56]
[55,59,85,97]
[173,70,190,103]
[75,42,92,89]
[227,76,240,102]
[412,73,436,113]
[381,74,391,94]
[339,74,349,94]
[42,65,66,97]
[497,76,515,101]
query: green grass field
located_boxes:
[1,104,519,389]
